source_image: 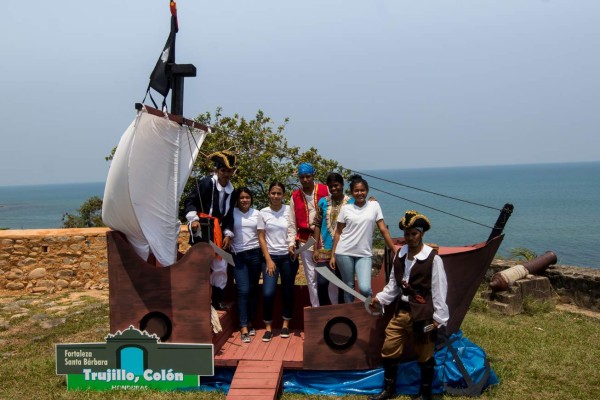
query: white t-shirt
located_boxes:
[258,205,292,256]
[335,201,384,257]
[231,208,260,253]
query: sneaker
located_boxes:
[262,331,273,342]
[248,327,256,336]
[280,327,290,338]
[241,333,251,343]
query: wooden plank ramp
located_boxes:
[226,359,283,400]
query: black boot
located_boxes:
[413,358,435,400]
[368,359,398,400]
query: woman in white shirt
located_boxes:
[257,182,299,342]
[231,187,262,343]
[330,175,396,303]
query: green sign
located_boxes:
[56,326,213,391]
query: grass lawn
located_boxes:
[0,291,598,399]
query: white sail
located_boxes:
[102,107,207,266]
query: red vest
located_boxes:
[291,183,329,242]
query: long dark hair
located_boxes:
[348,174,369,192]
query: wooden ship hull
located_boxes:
[108,230,503,373]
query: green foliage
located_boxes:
[510,247,538,262]
[372,227,384,248]
[186,108,350,211]
[62,196,104,228]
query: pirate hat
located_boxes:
[399,210,431,232]
[209,150,237,169]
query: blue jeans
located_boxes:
[335,254,372,303]
[316,262,343,306]
[232,248,262,329]
[262,254,299,323]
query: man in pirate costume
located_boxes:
[184,150,238,310]
[368,210,449,400]
[287,162,329,307]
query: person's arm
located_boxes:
[221,191,237,250]
[184,178,207,232]
[312,225,322,263]
[312,202,324,262]
[258,229,276,277]
[287,198,298,255]
[432,255,449,327]
[376,219,397,252]
[329,222,345,269]
[374,250,400,306]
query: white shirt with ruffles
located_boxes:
[375,244,449,326]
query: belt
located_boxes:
[396,299,411,312]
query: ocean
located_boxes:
[0,162,598,268]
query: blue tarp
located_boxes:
[200,331,498,396]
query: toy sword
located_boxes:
[315,265,383,316]
[294,237,316,255]
[209,241,235,266]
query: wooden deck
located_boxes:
[215,327,304,369]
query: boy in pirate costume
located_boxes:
[369,211,449,400]
[184,150,238,310]
[287,162,329,307]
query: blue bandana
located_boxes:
[298,162,315,176]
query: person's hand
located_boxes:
[369,296,381,312]
[329,256,336,270]
[191,220,200,232]
[222,236,231,251]
[289,245,297,261]
[266,260,276,276]
[312,251,319,263]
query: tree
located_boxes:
[184,108,349,211]
[62,196,104,228]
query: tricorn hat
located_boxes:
[399,210,431,232]
[209,150,237,169]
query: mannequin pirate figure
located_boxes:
[184,151,237,310]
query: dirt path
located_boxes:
[556,303,600,320]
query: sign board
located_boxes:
[56,326,213,391]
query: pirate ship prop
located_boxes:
[102,3,511,398]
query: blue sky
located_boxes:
[1,1,598,186]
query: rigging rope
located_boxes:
[368,184,495,229]
[352,170,501,211]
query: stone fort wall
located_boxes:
[1,228,597,311]
[0,227,191,293]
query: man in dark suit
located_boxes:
[184,150,238,310]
